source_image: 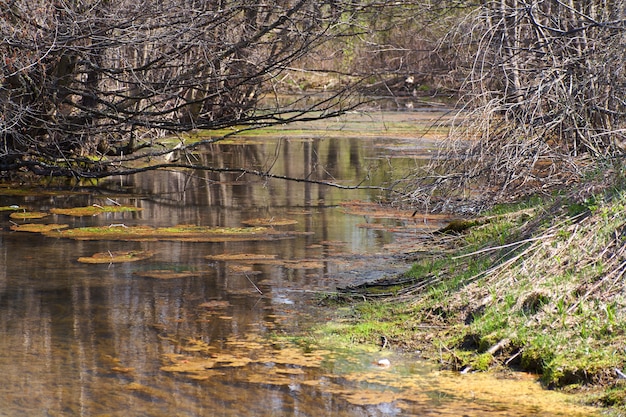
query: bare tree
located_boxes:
[405,0,626,211]
[0,0,361,179]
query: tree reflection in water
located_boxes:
[0,113,592,416]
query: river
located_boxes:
[0,111,597,416]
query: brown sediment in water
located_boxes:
[197,300,230,310]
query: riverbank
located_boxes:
[318,168,626,414]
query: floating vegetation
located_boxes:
[9,223,69,233]
[38,224,293,242]
[241,217,298,226]
[77,250,154,264]
[50,205,142,217]
[283,260,324,269]
[133,270,200,280]
[155,329,598,415]
[206,253,278,261]
[0,186,73,197]
[197,300,230,310]
[228,264,257,273]
[159,334,328,382]
[9,211,48,220]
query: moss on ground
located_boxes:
[319,177,626,413]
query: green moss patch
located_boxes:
[9,211,49,220]
[77,250,154,264]
[206,253,278,261]
[39,224,294,242]
[9,223,69,233]
[50,205,142,216]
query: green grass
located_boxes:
[315,185,626,411]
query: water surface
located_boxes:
[0,112,597,416]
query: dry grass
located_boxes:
[336,175,626,403]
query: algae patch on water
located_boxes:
[159,334,329,382]
[133,270,201,280]
[50,205,142,217]
[37,224,294,242]
[9,223,69,233]
[206,253,278,261]
[9,211,49,220]
[77,250,154,264]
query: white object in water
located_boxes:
[377,358,391,368]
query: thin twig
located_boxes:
[244,273,263,295]
[452,235,554,259]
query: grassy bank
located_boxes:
[320,173,626,412]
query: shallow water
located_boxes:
[0,112,597,416]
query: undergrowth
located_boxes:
[323,169,626,412]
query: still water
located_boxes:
[0,112,597,416]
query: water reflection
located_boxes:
[0,113,596,416]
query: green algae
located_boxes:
[206,253,279,261]
[77,250,155,264]
[9,211,49,220]
[50,205,143,217]
[39,224,296,242]
[9,223,69,233]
